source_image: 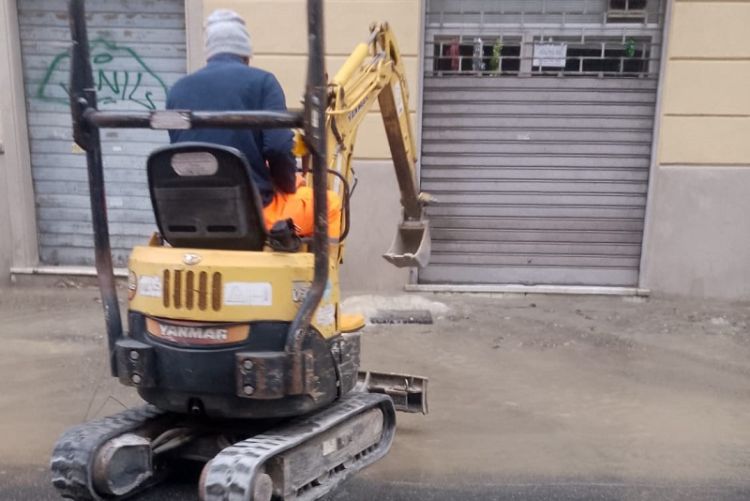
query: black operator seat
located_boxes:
[147,143,267,251]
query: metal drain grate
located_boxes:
[370,309,433,325]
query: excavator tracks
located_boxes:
[50,405,167,501]
[200,392,396,501]
[50,393,396,501]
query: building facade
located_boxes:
[0,0,748,299]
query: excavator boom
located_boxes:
[326,24,431,268]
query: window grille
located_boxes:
[608,0,649,23]
[425,0,664,78]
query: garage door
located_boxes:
[420,0,665,286]
[18,0,186,267]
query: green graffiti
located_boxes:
[36,38,168,110]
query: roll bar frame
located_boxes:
[67,0,329,377]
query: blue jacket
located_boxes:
[166,53,296,205]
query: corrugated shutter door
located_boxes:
[18,0,186,266]
[420,76,655,286]
[420,0,665,287]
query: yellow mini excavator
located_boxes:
[51,1,430,500]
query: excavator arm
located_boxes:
[321,23,431,268]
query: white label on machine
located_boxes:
[171,152,219,176]
[322,437,338,456]
[533,43,568,67]
[292,281,311,303]
[393,80,405,116]
[138,275,162,298]
[315,304,335,327]
[223,282,273,306]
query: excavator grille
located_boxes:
[162,270,222,311]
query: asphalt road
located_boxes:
[2,467,750,501]
[1,285,749,500]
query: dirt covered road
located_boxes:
[0,284,748,500]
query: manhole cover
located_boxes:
[370,309,433,325]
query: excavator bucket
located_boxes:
[357,370,429,414]
[383,219,431,268]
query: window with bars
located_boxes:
[608,0,649,23]
[433,37,521,74]
[426,0,661,26]
[533,36,651,75]
[432,36,652,77]
[610,0,648,10]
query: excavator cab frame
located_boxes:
[67,0,330,379]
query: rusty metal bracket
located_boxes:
[357,370,429,414]
[115,339,156,388]
[236,351,315,400]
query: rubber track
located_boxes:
[50,405,166,501]
[201,392,396,501]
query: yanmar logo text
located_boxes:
[158,324,228,341]
[145,318,249,346]
[347,96,369,122]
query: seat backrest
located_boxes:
[147,142,266,251]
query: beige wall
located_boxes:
[195,0,421,160]
[658,1,750,165]
[0,0,39,284]
[642,0,750,299]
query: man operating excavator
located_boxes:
[166,9,342,238]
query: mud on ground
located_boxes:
[0,284,749,500]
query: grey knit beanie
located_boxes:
[204,9,252,60]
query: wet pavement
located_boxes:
[1,284,749,500]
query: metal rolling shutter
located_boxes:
[421,77,655,286]
[18,0,186,266]
[420,0,663,287]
